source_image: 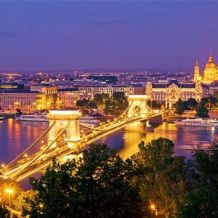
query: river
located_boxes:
[0,119,216,165]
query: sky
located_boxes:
[0,1,218,71]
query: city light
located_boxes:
[5,187,15,195]
[150,203,156,210]
[149,203,157,215]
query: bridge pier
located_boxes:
[48,110,82,149]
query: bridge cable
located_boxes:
[6,121,56,169]
[8,127,67,180]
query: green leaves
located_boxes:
[175,98,185,115]
[180,147,218,218]
[23,139,218,218]
[134,138,187,218]
[24,144,143,218]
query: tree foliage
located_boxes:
[78,92,128,115]
[20,138,218,218]
[196,103,208,118]
[104,92,128,115]
[180,145,218,217]
[76,99,97,110]
[184,98,198,110]
[0,204,10,218]
[132,138,187,217]
[24,144,143,218]
[175,98,185,115]
[147,100,161,109]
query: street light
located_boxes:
[5,187,15,205]
[149,203,157,216]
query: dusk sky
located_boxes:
[0,1,218,71]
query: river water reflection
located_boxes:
[0,119,216,164]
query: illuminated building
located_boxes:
[30,85,58,110]
[0,91,38,112]
[146,80,203,108]
[79,85,134,99]
[203,53,218,83]
[58,89,80,108]
[0,82,24,90]
[0,85,58,112]
[193,53,218,83]
[193,61,201,82]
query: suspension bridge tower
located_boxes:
[48,110,82,149]
[127,95,150,118]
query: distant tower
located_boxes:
[208,52,214,63]
[194,60,200,82]
[203,52,217,83]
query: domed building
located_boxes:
[203,53,218,83]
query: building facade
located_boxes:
[58,89,80,109]
[0,91,38,112]
[30,85,58,110]
[79,85,135,99]
[146,80,203,108]
[0,85,58,113]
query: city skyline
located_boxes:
[0,1,218,71]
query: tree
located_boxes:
[76,99,97,110]
[103,92,128,115]
[0,204,10,218]
[180,145,218,217]
[201,96,218,109]
[175,98,185,115]
[104,99,114,114]
[24,144,144,218]
[184,98,198,110]
[94,93,104,108]
[147,100,161,109]
[207,96,218,109]
[196,103,208,118]
[94,93,109,110]
[132,138,187,218]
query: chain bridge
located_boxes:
[1,95,162,182]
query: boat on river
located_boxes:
[15,114,100,126]
[15,114,48,122]
[175,118,218,127]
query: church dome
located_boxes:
[205,53,216,68]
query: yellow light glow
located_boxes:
[5,188,15,195]
[150,203,156,210]
[49,110,81,116]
